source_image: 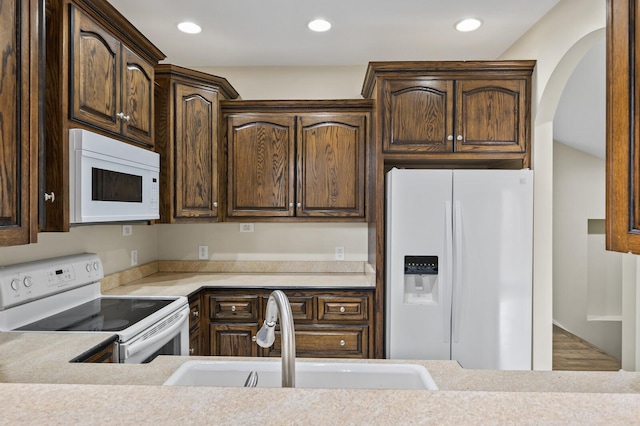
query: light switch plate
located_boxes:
[335,246,345,261]
[131,250,138,266]
[122,225,132,236]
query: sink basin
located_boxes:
[163,360,438,390]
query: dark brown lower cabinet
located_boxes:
[195,288,374,359]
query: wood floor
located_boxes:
[552,325,621,371]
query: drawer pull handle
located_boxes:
[192,310,199,318]
[340,306,346,313]
[231,305,236,312]
[340,340,345,346]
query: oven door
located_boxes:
[119,305,189,364]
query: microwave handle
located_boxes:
[124,307,189,359]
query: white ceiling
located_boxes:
[108,0,560,67]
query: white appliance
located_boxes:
[385,168,533,370]
[0,254,189,363]
[69,129,160,224]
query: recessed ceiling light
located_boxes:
[455,18,482,32]
[308,19,332,32]
[177,21,202,34]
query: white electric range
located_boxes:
[0,254,189,363]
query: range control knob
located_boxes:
[10,279,20,291]
[93,261,100,271]
[86,264,92,272]
[23,276,33,288]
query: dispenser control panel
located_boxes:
[404,256,438,275]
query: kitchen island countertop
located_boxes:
[1,270,640,424]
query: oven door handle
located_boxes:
[125,307,189,359]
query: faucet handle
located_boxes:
[255,320,276,348]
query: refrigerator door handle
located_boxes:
[444,200,453,343]
[452,200,464,343]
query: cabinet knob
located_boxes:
[457,135,463,141]
[339,340,346,346]
[339,306,346,313]
[289,202,294,208]
[231,305,236,312]
[192,310,199,318]
[447,135,454,141]
[189,348,194,355]
[213,201,218,208]
[297,203,302,208]
[44,192,55,203]
[116,112,131,122]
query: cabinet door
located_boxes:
[382,79,454,153]
[0,0,39,246]
[121,46,154,146]
[175,83,219,219]
[210,324,259,357]
[69,5,121,134]
[227,114,295,217]
[455,79,528,152]
[297,114,366,217]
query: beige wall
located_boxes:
[0,224,158,275]
[501,0,606,369]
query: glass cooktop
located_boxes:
[16,297,174,332]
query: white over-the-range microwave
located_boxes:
[69,129,160,224]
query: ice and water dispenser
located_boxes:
[404,255,439,304]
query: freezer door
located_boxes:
[385,168,453,360]
[451,169,533,370]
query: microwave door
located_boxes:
[73,149,159,223]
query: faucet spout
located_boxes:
[255,290,296,387]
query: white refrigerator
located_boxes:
[385,168,533,370]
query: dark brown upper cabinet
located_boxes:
[222,101,370,221]
[606,0,640,254]
[69,5,155,147]
[154,65,239,223]
[362,61,534,169]
[0,0,42,246]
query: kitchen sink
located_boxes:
[163,360,438,390]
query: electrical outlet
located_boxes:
[122,225,132,236]
[198,245,208,260]
[240,223,254,233]
[335,246,345,261]
[131,250,138,266]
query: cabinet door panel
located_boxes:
[121,46,154,146]
[227,114,295,217]
[455,79,527,152]
[297,114,366,217]
[382,79,454,152]
[175,83,218,218]
[70,6,120,133]
[210,324,258,357]
[0,0,38,245]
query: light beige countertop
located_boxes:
[1,267,640,424]
[103,271,373,297]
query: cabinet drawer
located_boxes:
[209,295,259,321]
[265,326,368,358]
[317,296,369,321]
[262,295,314,322]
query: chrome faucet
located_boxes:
[254,290,296,387]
